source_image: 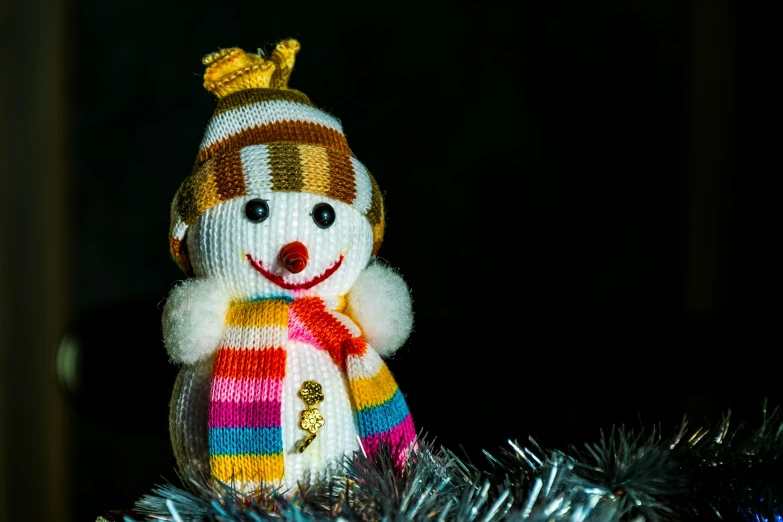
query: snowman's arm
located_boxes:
[344,261,413,358]
[162,277,231,364]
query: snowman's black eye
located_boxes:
[311,203,336,229]
[245,199,269,223]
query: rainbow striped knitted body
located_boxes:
[208,296,415,491]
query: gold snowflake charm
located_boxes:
[297,380,325,453]
[298,380,324,406]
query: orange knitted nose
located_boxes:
[278,242,309,274]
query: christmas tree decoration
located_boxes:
[101,404,781,522]
[162,39,416,495]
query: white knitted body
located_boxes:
[279,339,361,491]
[280,310,362,490]
[168,192,371,488]
[168,310,368,493]
[168,337,365,494]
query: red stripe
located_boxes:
[212,347,286,379]
[289,297,366,369]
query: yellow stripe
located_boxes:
[210,453,284,483]
[226,299,289,328]
[350,363,399,410]
[177,158,221,225]
[299,144,331,195]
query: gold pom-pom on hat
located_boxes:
[202,39,301,98]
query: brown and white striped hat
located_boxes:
[169,40,385,274]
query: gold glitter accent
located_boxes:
[298,380,324,406]
[300,408,325,434]
[298,433,316,452]
[297,380,325,453]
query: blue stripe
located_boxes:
[209,427,283,456]
[357,389,411,437]
[247,295,294,304]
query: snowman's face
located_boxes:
[186,191,374,302]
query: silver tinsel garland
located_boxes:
[104,403,782,522]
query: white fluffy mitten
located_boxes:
[346,262,413,357]
[162,278,231,364]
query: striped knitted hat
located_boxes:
[169,39,385,274]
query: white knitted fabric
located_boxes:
[186,192,374,302]
[169,144,377,258]
[199,101,344,151]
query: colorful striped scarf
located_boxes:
[208,296,415,488]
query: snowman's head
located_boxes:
[178,166,381,302]
[169,42,386,302]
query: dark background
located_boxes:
[1,1,781,521]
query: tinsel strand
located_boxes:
[107,405,781,522]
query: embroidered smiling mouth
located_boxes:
[246,253,344,290]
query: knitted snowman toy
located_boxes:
[162,39,416,494]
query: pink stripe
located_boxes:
[360,414,416,469]
[288,309,321,348]
[208,399,281,428]
[210,376,282,402]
